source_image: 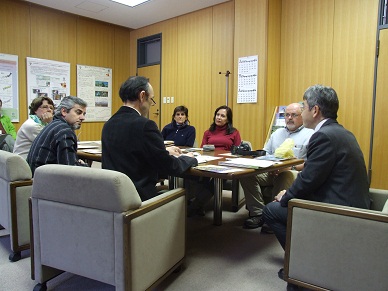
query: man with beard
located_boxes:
[240,103,314,230]
[27,96,88,175]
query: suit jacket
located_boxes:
[281,119,370,209]
[102,106,197,201]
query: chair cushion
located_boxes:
[32,164,142,212]
[0,150,32,181]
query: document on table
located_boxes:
[80,148,102,154]
[218,158,275,169]
[78,141,101,149]
[194,165,244,173]
[195,155,223,164]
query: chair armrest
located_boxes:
[10,179,33,252]
[285,199,388,291]
[123,188,185,222]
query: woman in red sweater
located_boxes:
[200,105,241,150]
[187,106,241,217]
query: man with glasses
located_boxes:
[240,103,314,231]
[263,85,370,288]
[13,96,55,159]
[102,76,197,201]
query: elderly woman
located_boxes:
[161,105,196,146]
[200,105,241,150]
[13,96,55,159]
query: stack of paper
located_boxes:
[194,165,244,173]
[219,158,274,169]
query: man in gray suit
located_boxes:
[263,84,370,249]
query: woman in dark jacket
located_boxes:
[161,105,196,146]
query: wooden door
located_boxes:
[138,65,161,128]
[370,29,388,189]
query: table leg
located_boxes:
[168,176,179,190]
[213,178,223,226]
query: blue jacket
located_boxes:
[161,122,196,146]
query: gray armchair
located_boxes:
[31,164,186,291]
[284,188,388,291]
[0,150,33,262]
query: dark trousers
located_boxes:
[263,201,288,250]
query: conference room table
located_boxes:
[77,143,304,226]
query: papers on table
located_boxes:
[195,155,223,164]
[194,165,244,173]
[78,141,101,149]
[217,152,240,158]
[80,148,102,154]
[255,154,292,161]
[219,158,275,169]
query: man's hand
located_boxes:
[274,190,286,202]
[167,146,182,156]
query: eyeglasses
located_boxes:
[150,97,156,106]
[40,105,55,110]
[285,113,301,118]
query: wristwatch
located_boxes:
[291,165,297,171]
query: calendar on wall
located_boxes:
[237,55,258,103]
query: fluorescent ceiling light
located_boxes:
[110,0,151,7]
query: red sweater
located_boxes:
[200,125,241,150]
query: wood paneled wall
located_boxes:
[0,0,132,141]
[233,0,275,149]
[280,0,378,166]
[129,2,235,144]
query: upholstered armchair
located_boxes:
[31,164,186,291]
[0,150,33,262]
[284,188,388,291]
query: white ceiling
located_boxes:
[24,0,230,29]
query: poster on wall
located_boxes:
[26,57,70,112]
[237,55,258,104]
[0,53,19,122]
[76,65,112,122]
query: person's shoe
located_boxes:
[187,206,205,217]
[287,283,301,291]
[278,268,285,280]
[260,223,274,234]
[243,215,264,229]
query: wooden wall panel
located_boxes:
[76,18,115,141]
[113,27,132,113]
[0,0,30,130]
[211,1,235,109]
[129,18,178,128]
[370,29,388,188]
[30,6,77,65]
[280,0,334,104]
[176,9,213,141]
[233,0,269,149]
[332,0,379,167]
[266,0,282,137]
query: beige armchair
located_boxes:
[31,164,186,291]
[0,150,33,262]
[284,188,388,291]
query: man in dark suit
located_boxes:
[263,84,370,249]
[101,76,197,201]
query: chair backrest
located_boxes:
[369,188,388,211]
[0,150,32,181]
[32,164,142,212]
